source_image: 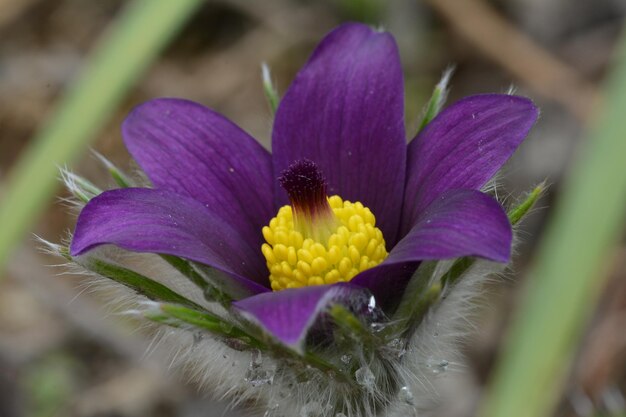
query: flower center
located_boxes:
[261,160,388,291]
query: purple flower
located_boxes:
[70,23,537,351]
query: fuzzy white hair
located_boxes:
[41,233,511,417]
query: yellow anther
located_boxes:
[274,244,288,261]
[261,244,276,264]
[297,249,314,264]
[338,258,352,277]
[287,247,298,266]
[350,232,367,252]
[328,246,342,264]
[262,227,274,245]
[297,260,311,277]
[262,195,388,291]
[365,239,378,258]
[311,257,328,275]
[348,245,360,264]
[358,256,370,272]
[328,195,343,208]
[347,268,359,280]
[288,231,303,248]
[308,276,325,286]
[324,270,340,284]
[294,270,307,284]
[280,261,292,277]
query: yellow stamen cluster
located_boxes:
[262,195,388,291]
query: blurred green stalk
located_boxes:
[0,0,202,273]
[481,30,626,417]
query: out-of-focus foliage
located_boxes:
[482,29,626,417]
[0,0,202,272]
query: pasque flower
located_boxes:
[63,22,539,416]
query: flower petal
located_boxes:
[402,94,538,235]
[272,23,406,244]
[233,283,372,351]
[70,188,269,297]
[122,98,274,257]
[353,189,512,308]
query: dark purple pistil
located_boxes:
[279,159,331,219]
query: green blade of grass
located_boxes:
[0,0,202,273]
[481,32,626,417]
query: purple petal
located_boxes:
[272,23,406,245]
[233,283,371,351]
[122,98,274,259]
[70,188,269,297]
[353,189,512,308]
[402,94,538,235]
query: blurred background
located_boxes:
[0,0,624,416]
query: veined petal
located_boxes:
[353,189,512,308]
[272,23,406,245]
[122,98,274,256]
[233,283,371,351]
[70,188,269,296]
[402,94,538,234]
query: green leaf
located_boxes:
[440,257,474,289]
[191,262,258,301]
[160,255,209,291]
[93,151,133,188]
[261,63,280,116]
[393,181,545,336]
[389,261,439,336]
[159,255,232,306]
[71,251,203,311]
[60,169,102,203]
[149,303,264,349]
[507,181,546,225]
[328,303,385,349]
[416,67,454,133]
[442,183,546,289]
[0,0,203,275]
[481,31,626,417]
[334,0,383,24]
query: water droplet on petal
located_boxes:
[355,366,375,391]
[399,386,415,405]
[251,349,263,367]
[245,349,274,386]
[299,401,322,417]
[245,366,275,387]
[367,295,376,313]
[263,402,280,417]
[426,358,449,374]
[387,338,407,358]
[370,322,388,333]
[192,331,204,344]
